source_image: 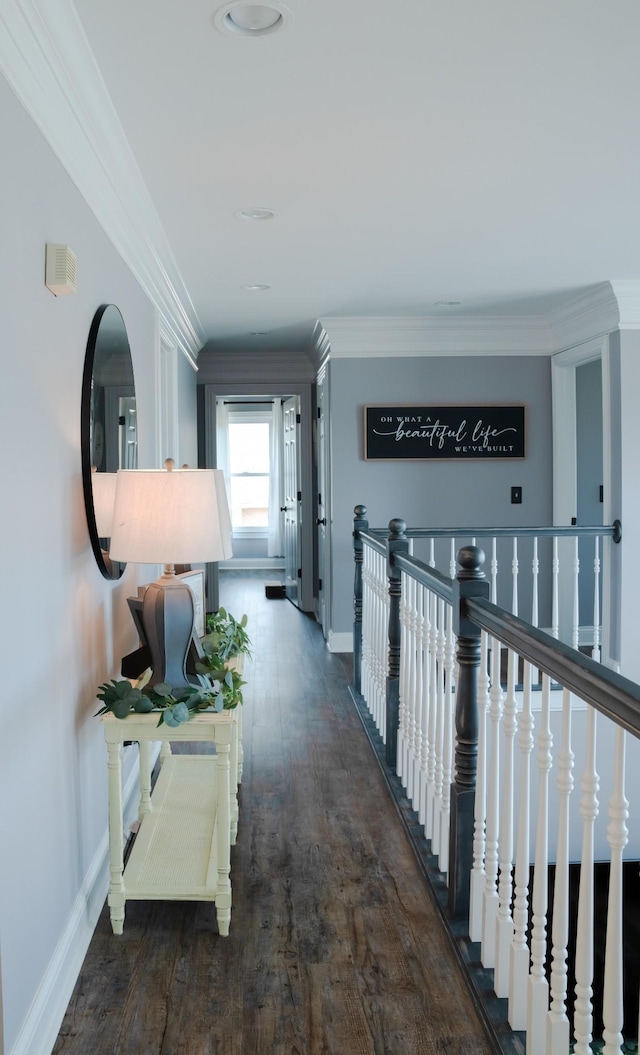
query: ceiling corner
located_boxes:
[0,0,204,363]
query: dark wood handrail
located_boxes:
[364,521,622,543]
[393,552,454,605]
[465,595,640,740]
[358,529,387,557]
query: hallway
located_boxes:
[54,572,493,1055]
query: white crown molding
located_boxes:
[318,315,554,357]
[609,280,640,329]
[0,0,204,367]
[546,283,621,351]
[197,348,316,384]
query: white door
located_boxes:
[282,396,301,606]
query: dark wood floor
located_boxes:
[54,571,493,1055]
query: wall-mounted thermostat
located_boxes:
[45,243,77,296]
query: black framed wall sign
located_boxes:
[364,405,526,460]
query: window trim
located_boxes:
[227,410,271,537]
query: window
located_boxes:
[228,416,270,533]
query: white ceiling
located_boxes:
[32,1,640,355]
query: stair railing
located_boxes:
[352,506,637,1055]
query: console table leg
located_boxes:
[106,740,126,935]
[237,707,244,783]
[230,721,239,845]
[138,739,152,817]
[214,742,232,936]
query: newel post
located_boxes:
[449,545,489,919]
[353,505,368,694]
[386,518,409,766]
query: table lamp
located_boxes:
[91,470,117,539]
[110,460,232,689]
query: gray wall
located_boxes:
[328,355,553,634]
[0,72,197,1053]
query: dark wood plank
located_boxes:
[53,571,493,1055]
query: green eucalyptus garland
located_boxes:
[95,608,250,727]
[95,672,244,728]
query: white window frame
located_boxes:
[227,409,271,539]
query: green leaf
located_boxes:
[112,699,131,719]
[153,682,172,698]
[133,696,154,713]
[162,709,179,727]
[173,702,190,724]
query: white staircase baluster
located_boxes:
[418,583,431,828]
[552,536,559,640]
[431,598,446,858]
[382,551,390,738]
[527,673,553,1055]
[361,546,372,709]
[482,607,503,968]
[494,644,517,997]
[572,536,580,651]
[469,626,490,942]
[531,536,539,627]
[366,547,376,718]
[397,569,407,779]
[592,537,601,663]
[531,535,540,683]
[373,550,383,733]
[449,537,456,580]
[573,704,599,1055]
[511,536,519,614]
[425,587,438,841]
[439,600,456,874]
[602,726,629,1055]
[546,687,574,1055]
[509,658,534,1029]
[364,547,374,717]
[379,549,388,737]
[413,586,423,806]
[404,575,417,792]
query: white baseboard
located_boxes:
[327,631,353,653]
[219,558,285,570]
[10,748,149,1055]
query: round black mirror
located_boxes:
[81,304,137,580]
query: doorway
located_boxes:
[201,383,315,615]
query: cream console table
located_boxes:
[102,710,238,936]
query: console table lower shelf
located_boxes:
[102,711,236,937]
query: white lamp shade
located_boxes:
[92,472,117,537]
[213,469,234,560]
[110,468,228,565]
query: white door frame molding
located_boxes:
[551,334,611,659]
[157,325,179,467]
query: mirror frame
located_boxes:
[81,304,136,580]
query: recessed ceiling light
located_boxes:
[250,331,269,336]
[214,2,290,36]
[236,208,275,221]
[435,300,462,307]
[242,284,271,291]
